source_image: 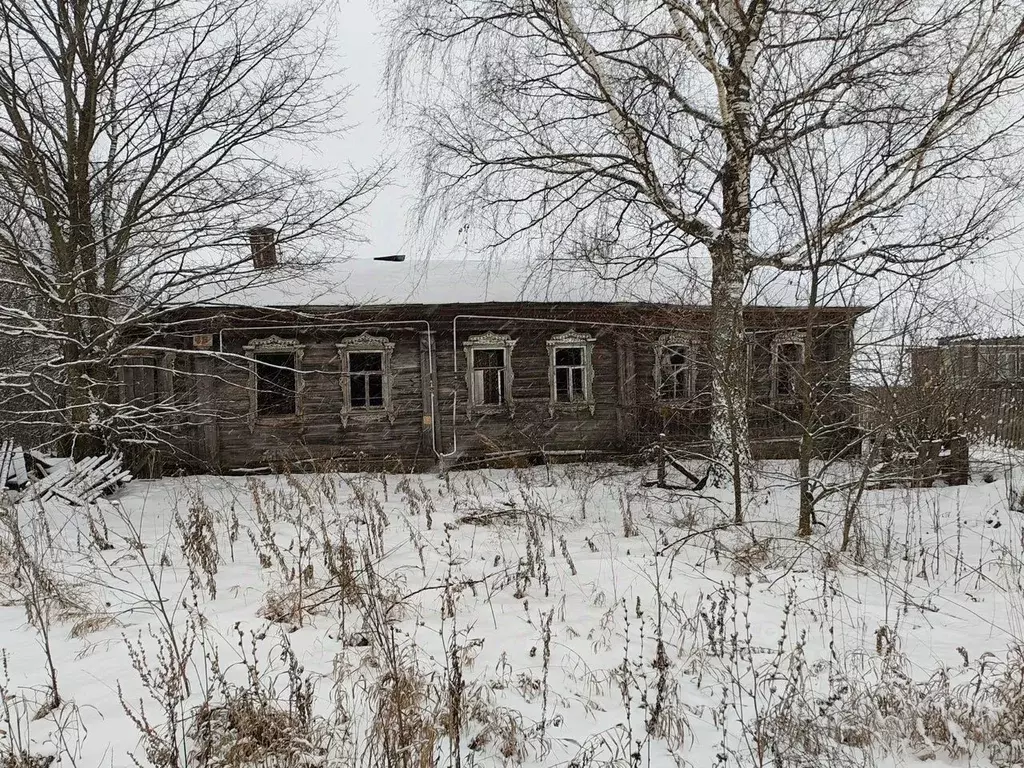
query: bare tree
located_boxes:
[0,0,383,457]
[763,121,1024,534]
[387,0,1024,487]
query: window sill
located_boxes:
[468,404,514,417]
[253,413,301,421]
[341,406,396,427]
[548,401,595,416]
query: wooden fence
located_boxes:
[856,384,1024,448]
[965,387,1024,447]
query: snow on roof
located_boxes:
[189,256,859,310]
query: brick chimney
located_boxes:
[248,227,278,269]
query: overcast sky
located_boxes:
[318,1,411,262]
[324,0,1024,303]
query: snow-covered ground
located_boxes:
[0,458,1022,767]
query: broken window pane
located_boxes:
[254,352,296,415]
[659,345,690,400]
[472,348,506,405]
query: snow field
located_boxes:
[0,459,1021,767]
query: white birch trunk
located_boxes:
[707,46,755,495]
[708,256,753,494]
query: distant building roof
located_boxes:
[186,256,866,310]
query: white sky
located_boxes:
[310,1,412,262]
[322,0,1024,304]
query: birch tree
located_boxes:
[388,0,1024,486]
[0,0,382,457]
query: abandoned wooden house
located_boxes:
[122,240,866,473]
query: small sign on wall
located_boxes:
[193,334,213,350]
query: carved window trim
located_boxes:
[337,333,396,428]
[547,330,596,416]
[463,332,517,418]
[653,333,697,404]
[244,335,304,431]
[771,331,805,402]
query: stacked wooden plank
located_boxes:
[3,441,132,503]
[1,440,29,490]
[26,454,132,505]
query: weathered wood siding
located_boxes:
[433,319,625,462]
[137,303,862,471]
[206,326,432,469]
[629,318,855,456]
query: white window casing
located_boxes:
[336,333,396,428]
[243,335,304,431]
[770,332,805,401]
[654,333,696,402]
[547,330,596,416]
[463,332,517,418]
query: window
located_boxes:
[979,345,1022,380]
[473,348,507,405]
[254,352,297,414]
[165,352,196,409]
[121,354,159,407]
[554,347,586,402]
[121,351,192,410]
[337,333,396,426]
[771,336,805,400]
[654,335,695,401]
[939,344,977,382]
[244,336,303,427]
[547,330,596,415]
[349,352,384,407]
[463,333,517,417]
[998,349,1017,379]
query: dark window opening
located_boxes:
[472,348,505,405]
[774,343,804,399]
[554,346,587,403]
[659,345,690,400]
[254,352,296,415]
[349,351,385,408]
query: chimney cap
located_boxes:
[374,254,406,262]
